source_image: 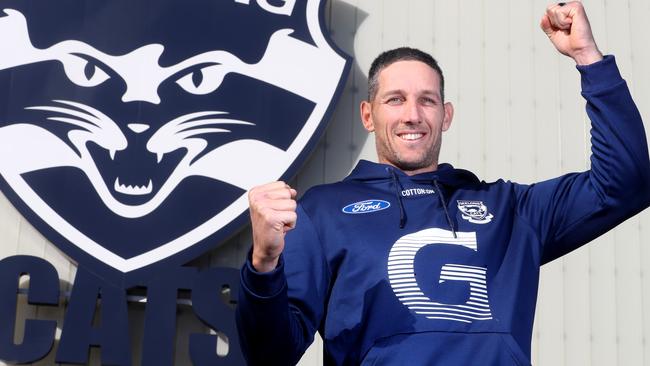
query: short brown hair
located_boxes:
[367,47,445,102]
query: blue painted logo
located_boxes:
[342,200,391,214]
[0,0,351,283]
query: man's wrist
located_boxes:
[573,48,604,66]
[243,253,286,298]
[252,254,280,273]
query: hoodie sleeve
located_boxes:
[513,55,650,264]
[236,203,329,365]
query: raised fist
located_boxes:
[248,181,298,273]
[540,1,603,65]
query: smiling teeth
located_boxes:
[400,133,423,140]
[114,177,153,195]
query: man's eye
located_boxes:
[386,97,403,105]
[176,64,226,95]
[62,55,110,87]
[421,97,436,105]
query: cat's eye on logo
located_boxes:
[175,63,226,95]
[62,54,111,87]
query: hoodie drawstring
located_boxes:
[389,169,407,228]
[389,169,456,236]
[433,179,457,238]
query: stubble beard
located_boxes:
[376,137,442,173]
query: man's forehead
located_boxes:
[379,60,441,81]
[377,60,441,94]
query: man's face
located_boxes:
[361,60,453,175]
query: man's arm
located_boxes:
[236,182,327,365]
[515,2,650,263]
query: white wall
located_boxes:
[1,0,649,365]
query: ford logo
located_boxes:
[342,200,391,214]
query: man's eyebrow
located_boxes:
[379,89,405,97]
[380,89,440,98]
[419,89,440,96]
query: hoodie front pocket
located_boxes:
[360,331,532,366]
[498,333,531,366]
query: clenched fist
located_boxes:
[248,181,298,273]
[541,1,603,65]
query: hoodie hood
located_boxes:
[344,159,480,187]
[343,160,481,233]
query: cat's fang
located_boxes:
[156,153,164,163]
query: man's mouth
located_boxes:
[397,132,425,141]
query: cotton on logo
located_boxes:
[387,228,493,323]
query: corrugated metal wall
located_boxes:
[1,0,649,365]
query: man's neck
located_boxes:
[378,160,439,176]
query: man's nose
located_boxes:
[403,99,421,123]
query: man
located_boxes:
[237,2,650,365]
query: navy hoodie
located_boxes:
[236,56,650,365]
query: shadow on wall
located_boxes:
[294,0,370,191]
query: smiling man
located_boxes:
[360,56,453,176]
[237,2,650,365]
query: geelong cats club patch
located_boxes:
[457,200,494,224]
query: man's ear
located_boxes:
[442,102,454,132]
[360,100,374,132]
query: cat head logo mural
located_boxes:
[0,0,350,283]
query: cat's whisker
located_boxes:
[25,105,99,128]
[148,111,246,160]
[176,128,231,140]
[155,111,232,139]
[177,111,229,124]
[26,101,128,156]
[53,99,120,132]
[177,118,254,133]
[165,111,228,130]
[46,117,97,132]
